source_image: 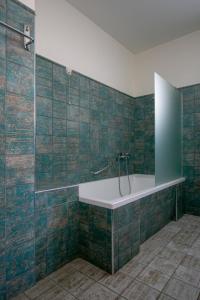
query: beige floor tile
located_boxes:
[149,257,177,277]
[35,285,75,300]
[187,247,200,259]
[25,278,56,299]
[70,258,90,269]
[181,254,200,271]
[120,260,146,278]
[158,246,185,265]
[192,237,200,249]
[172,230,199,247]
[10,294,29,300]
[152,229,178,242]
[164,278,200,300]
[162,222,181,234]
[78,282,119,300]
[140,238,166,252]
[137,266,170,292]
[58,270,95,297]
[132,247,163,265]
[49,263,76,283]
[78,261,107,281]
[122,279,160,300]
[166,241,188,253]
[99,271,133,294]
[174,265,200,287]
[158,294,176,300]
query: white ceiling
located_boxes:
[66,0,200,53]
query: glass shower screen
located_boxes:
[155,73,182,185]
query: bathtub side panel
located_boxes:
[140,186,177,243]
[113,201,140,272]
[79,202,112,273]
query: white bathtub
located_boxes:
[79,174,185,209]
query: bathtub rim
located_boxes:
[79,176,185,209]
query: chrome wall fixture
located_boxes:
[0,21,34,51]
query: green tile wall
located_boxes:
[79,203,112,273]
[134,95,155,174]
[35,187,79,280]
[0,0,35,298]
[140,186,179,243]
[113,201,140,272]
[181,84,200,216]
[36,55,136,190]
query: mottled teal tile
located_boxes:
[6,137,34,154]
[6,184,34,218]
[70,72,80,90]
[67,120,79,137]
[53,64,66,102]
[80,90,89,108]
[53,118,66,136]
[46,229,68,273]
[53,100,66,119]
[6,31,34,68]
[36,56,52,79]
[37,116,52,136]
[6,93,34,114]
[0,135,6,155]
[67,104,79,121]
[52,136,67,154]
[6,111,34,138]
[7,62,34,98]
[36,82,52,99]
[6,268,35,299]
[36,154,52,174]
[80,107,89,123]
[6,241,35,280]
[35,236,46,263]
[35,209,47,238]
[36,135,52,154]
[0,24,6,60]
[79,75,89,92]
[0,210,5,240]
[7,0,34,30]
[6,155,34,186]
[47,204,68,235]
[46,189,67,208]
[37,96,52,117]
[69,88,79,106]
[6,214,34,247]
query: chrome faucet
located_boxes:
[116,152,130,160]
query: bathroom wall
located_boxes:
[36,55,135,190]
[35,187,79,280]
[182,83,200,216]
[35,0,136,97]
[19,0,34,10]
[134,31,200,96]
[0,0,35,297]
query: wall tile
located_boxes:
[7,62,34,98]
[1,1,35,297]
[6,241,35,281]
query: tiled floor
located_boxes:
[12,214,200,300]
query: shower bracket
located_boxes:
[0,21,34,51]
[24,25,32,51]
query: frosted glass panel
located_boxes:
[155,73,182,185]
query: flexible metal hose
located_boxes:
[118,157,131,197]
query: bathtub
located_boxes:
[79,174,185,273]
[79,174,185,209]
